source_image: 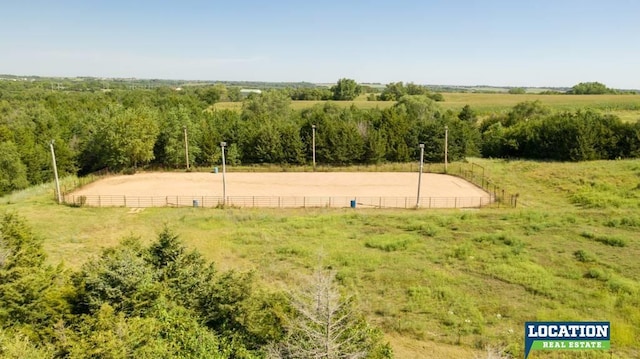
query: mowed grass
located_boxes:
[2,159,640,358]
[212,93,640,122]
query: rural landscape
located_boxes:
[1,76,640,358]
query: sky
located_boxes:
[1,0,639,88]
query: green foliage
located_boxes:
[288,87,332,101]
[364,234,414,252]
[196,84,230,104]
[506,100,550,126]
[379,82,444,102]
[61,301,230,359]
[0,218,295,358]
[241,90,292,121]
[571,82,614,95]
[508,87,526,94]
[0,213,71,339]
[331,78,362,101]
[594,235,627,247]
[2,80,640,195]
[0,141,29,195]
[573,249,596,263]
[80,104,160,172]
[458,104,477,123]
[72,237,159,315]
[480,102,640,161]
[0,329,54,358]
[153,105,201,168]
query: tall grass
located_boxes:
[2,159,640,358]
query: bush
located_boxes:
[573,249,596,263]
[595,235,627,247]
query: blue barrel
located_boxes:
[213,167,219,174]
[350,200,356,208]
[193,200,199,208]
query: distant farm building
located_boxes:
[240,89,262,97]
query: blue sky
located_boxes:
[1,0,639,88]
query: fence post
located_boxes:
[124,196,126,207]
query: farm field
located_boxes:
[2,159,640,358]
[212,93,640,122]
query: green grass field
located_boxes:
[2,159,639,358]
[212,93,640,122]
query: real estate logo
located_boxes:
[524,322,610,358]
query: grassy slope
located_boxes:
[2,159,640,358]
[212,93,640,122]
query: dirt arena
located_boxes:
[68,172,492,208]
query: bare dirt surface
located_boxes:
[69,172,492,208]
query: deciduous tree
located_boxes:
[331,79,362,101]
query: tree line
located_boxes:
[479,101,640,160]
[0,82,480,195]
[1,80,640,196]
[0,213,392,358]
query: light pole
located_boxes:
[444,125,449,173]
[49,140,62,204]
[312,124,316,170]
[220,142,227,206]
[183,126,190,170]
[416,143,425,208]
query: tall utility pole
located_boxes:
[49,140,62,204]
[220,142,227,206]
[183,126,190,170]
[444,125,449,173]
[416,143,425,208]
[312,124,316,170]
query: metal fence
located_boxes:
[60,162,518,209]
[449,162,519,208]
[62,194,495,209]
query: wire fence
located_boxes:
[60,162,518,209]
[62,194,495,209]
[449,162,519,208]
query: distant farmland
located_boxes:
[212,93,640,121]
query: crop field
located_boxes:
[440,93,640,120]
[3,159,640,358]
[212,93,640,122]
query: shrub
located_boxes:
[573,249,596,263]
[584,268,609,281]
[595,236,627,247]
